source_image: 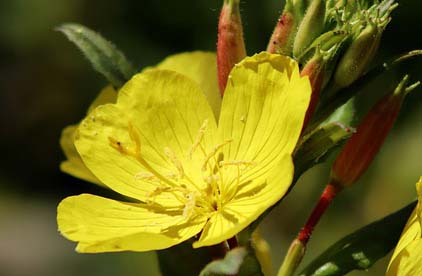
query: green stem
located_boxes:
[277,239,305,276]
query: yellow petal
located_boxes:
[58,194,206,252]
[60,125,101,185]
[75,69,218,201]
[217,52,310,196]
[416,177,422,225]
[155,51,221,118]
[387,238,422,276]
[60,86,117,185]
[387,208,421,271]
[194,154,294,247]
[87,85,117,113]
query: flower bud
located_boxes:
[333,22,383,89]
[217,0,246,95]
[293,0,326,59]
[267,0,306,55]
[300,31,349,130]
[267,10,295,55]
[300,53,325,130]
[331,76,420,187]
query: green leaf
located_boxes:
[324,98,356,127]
[157,241,213,276]
[57,23,135,88]
[293,122,354,180]
[299,201,417,276]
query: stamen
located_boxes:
[108,137,130,155]
[202,139,233,171]
[188,120,209,159]
[134,172,159,181]
[164,147,185,179]
[128,122,141,156]
[183,192,197,218]
[219,160,256,167]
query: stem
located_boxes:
[298,182,342,244]
[278,182,342,276]
[277,239,305,276]
[227,236,238,249]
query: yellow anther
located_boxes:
[164,147,185,179]
[183,192,198,218]
[219,160,256,167]
[202,139,233,171]
[148,185,172,197]
[128,122,141,156]
[189,120,209,159]
[134,172,159,182]
[108,137,130,155]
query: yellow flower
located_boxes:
[57,52,311,253]
[387,177,422,276]
[59,51,221,185]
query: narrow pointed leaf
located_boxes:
[299,201,416,276]
[57,23,135,88]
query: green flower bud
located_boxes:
[293,0,326,59]
[333,22,383,89]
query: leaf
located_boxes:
[293,122,355,180]
[57,23,135,88]
[157,241,213,276]
[200,248,247,276]
[299,201,417,276]
[324,98,355,127]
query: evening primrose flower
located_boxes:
[59,52,221,185]
[387,177,422,276]
[57,52,311,252]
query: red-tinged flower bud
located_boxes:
[333,22,383,89]
[217,0,246,95]
[300,53,325,131]
[293,0,326,59]
[267,11,295,55]
[331,76,420,187]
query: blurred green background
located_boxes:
[0,0,420,275]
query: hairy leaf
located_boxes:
[57,23,135,88]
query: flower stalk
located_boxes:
[278,183,342,276]
[278,75,419,275]
[217,0,246,95]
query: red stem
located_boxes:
[297,182,342,244]
[227,236,238,249]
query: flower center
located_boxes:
[108,121,256,220]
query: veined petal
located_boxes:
[194,154,293,247]
[87,85,117,113]
[387,177,422,275]
[60,125,101,185]
[155,51,221,119]
[217,52,311,191]
[388,208,421,270]
[75,70,218,201]
[60,86,117,185]
[386,238,422,276]
[58,194,206,252]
